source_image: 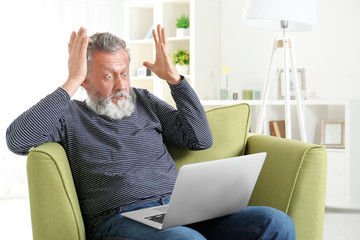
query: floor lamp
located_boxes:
[242,0,317,142]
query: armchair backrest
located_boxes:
[167,103,251,170]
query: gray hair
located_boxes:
[87,32,131,75]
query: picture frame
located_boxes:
[137,67,151,77]
[321,120,345,148]
[277,68,306,100]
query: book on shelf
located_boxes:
[269,120,286,138]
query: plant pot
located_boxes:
[176,28,190,37]
[176,64,189,75]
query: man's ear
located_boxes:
[81,78,90,90]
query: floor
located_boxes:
[323,207,360,240]
[0,197,359,240]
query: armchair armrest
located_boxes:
[246,134,327,240]
[27,142,85,240]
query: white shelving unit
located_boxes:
[202,99,360,209]
[124,0,192,106]
[124,0,221,106]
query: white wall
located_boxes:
[193,0,221,100]
[0,0,125,199]
[220,0,360,100]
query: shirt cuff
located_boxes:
[168,75,189,90]
[58,86,72,100]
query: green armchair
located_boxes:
[27,104,327,240]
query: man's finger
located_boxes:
[73,27,84,54]
[68,31,76,54]
[161,27,167,47]
[160,43,168,59]
[143,61,153,70]
[80,34,88,59]
[157,24,163,46]
[78,28,88,56]
[152,29,159,47]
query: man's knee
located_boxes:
[157,226,206,240]
[257,206,296,239]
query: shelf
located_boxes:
[131,75,190,81]
[201,99,348,106]
[129,37,190,44]
[131,76,154,80]
[201,99,348,145]
[201,100,261,106]
[168,36,190,42]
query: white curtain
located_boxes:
[0,0,125,199]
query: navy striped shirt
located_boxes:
[6,78,212,230]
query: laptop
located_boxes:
[121,152,266,230]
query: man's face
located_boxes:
[83,48,130,104]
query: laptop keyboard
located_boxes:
[145,213,166,224]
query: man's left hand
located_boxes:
[143,24,181,85]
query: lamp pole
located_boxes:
[282,20,292,139]
[255,20,308,142]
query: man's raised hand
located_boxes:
[143,24,181,85]
[62,27,88,97]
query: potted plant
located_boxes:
[171,49,190,75]
[176,14,190,37]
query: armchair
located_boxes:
[27,103,327,240]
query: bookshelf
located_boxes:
[124,0,220,106]
[202,99,360,209]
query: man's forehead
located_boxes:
[92,49,129,68]
[93,49,128,60]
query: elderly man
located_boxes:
[6,25,295,239]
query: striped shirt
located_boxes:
[6,78,213,231]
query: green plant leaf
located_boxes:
[176,14,190,29]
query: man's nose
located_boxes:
[114,76,126,91]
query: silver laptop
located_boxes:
[121,152,266,230]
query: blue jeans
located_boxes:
[90,198,295,240]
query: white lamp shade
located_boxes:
[242,0,318,31]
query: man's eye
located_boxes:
[105,74,112,79]
[122,73,128,78]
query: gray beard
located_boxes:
[85,89,136,119]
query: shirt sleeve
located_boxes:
[6,87,70,155]
[148,77,213,150]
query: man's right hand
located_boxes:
[61,27,88,97]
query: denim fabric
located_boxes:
[90,198,295,240]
